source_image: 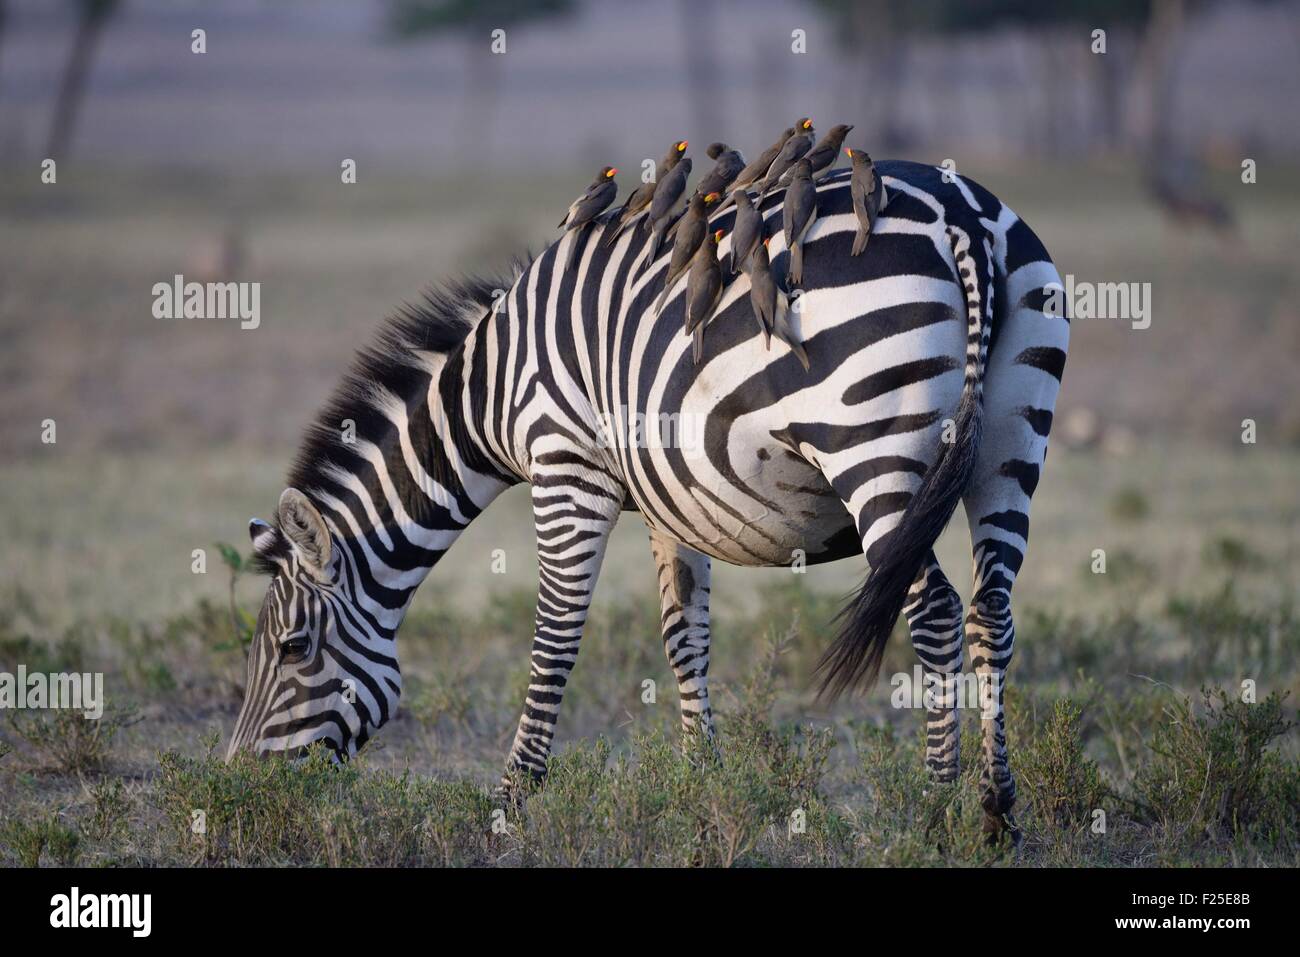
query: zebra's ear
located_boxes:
[249,518,278,553]
[247,519,287,575]
[277,488,332,575]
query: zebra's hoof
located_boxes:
[979,774,1017,818]
[682,728,720,769]
[980,773,1019,847]
[495,765,546,809]
[982,811,1024,850]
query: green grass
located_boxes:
[1,159,1298,865]
[1,567,1296,867]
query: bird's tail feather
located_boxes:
[772,295,807,370]
[603,214,630,247]
[563,229,582,273]
[851,226,868,257]
[789,242,803,286]
[654,276,672,313]
[647,225,662,263]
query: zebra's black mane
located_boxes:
[286,260,530,499]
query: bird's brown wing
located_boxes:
[729,211,757,272]
[649,173,686,221]
[751,272,776,337]
[685,269,722,334]
[784,181,816,240]
[851,174,871,230]
[568,181,617,229]
[734,146,776,187]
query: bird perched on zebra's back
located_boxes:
[656,191,722,312]
[559,165,618,271]
[759,116,814,197]
[716,125,795,214]
[644,156,692,264]
[782,158,817,286]
[732,125,794,194]
[727,188,763,277]
[692,142,745,201]
[847,147,886,256]
[683,228,725,364]
[785,123,853,183]
[749,237,810,370]
[605,139,688,246]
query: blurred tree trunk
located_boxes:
[46,0,118,160]
[1091,28,1130,154]
[1129,0,1187,160]
[1148,0,1186,159]
[1038,29,1062,157]
[385,1,575,166]
[844,0,874,138]
[854,0,910,153]
[680,0,720,138]
[0,0,8,97]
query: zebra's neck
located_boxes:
[288,290,520,633]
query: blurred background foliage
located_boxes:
[0,0,1296,624]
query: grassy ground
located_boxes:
[1,160,1297,866]
[0,554,1296,866]
[0,445,1297,866]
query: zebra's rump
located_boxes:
[566,161,1046,569]
[494,158,1060,569]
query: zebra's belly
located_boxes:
[624,435,861,568]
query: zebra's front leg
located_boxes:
[905,553,964,782]
[499,478,624,796]
[647,529,714,745]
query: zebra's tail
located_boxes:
[815,221,994,700]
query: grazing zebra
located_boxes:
[226,160,1068,838]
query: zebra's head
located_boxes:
[225,487,399,762]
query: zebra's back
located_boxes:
[510,160,1063,570]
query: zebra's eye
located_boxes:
[281,637,310,662]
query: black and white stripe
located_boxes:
[227,161,1068,830]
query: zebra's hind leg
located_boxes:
[905,553,964,782]
[647,529,715,749]
[964,536,1021,844]
[960,225,1067,843]
[499,476,625,800]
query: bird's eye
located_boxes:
[281,637,310,662]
